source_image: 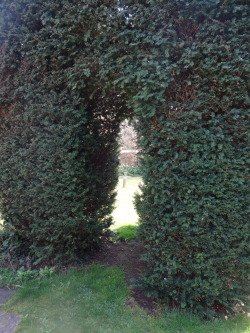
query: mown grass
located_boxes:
[2,265,249,333]
[112,176,141,229]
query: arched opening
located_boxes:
[112,120,141,229]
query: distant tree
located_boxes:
[120,120,138,150]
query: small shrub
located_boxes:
[0,266,55,287]
[0,268,18,287]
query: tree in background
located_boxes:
[120,120,138,151]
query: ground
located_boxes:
[1,240,250,332]
[91,239,158,313]
[0,289,20,333]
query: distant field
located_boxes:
[112,176,141,229]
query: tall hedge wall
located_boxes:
[0,0,249,316]
[94,0,250,316]
[0,0,127,261]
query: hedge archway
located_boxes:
[0,0,249,316]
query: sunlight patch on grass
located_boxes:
[111,176,141,229]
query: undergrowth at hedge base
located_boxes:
[0,266,55,288]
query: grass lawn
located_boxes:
[112,176,141,229]
[3,265,250,333]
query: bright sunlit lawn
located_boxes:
[111,176,141,229]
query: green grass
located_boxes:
[0,267,19,287]
[2,265,249,333]
[112,176,141,229]
[113,225,139,241]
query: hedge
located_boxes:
[0,0,249,316]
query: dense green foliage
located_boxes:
[0,1,128,261]
[0,0,249,316]
[134,1,250,316]
[93,0,250,316]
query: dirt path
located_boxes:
[0,288,20,333]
